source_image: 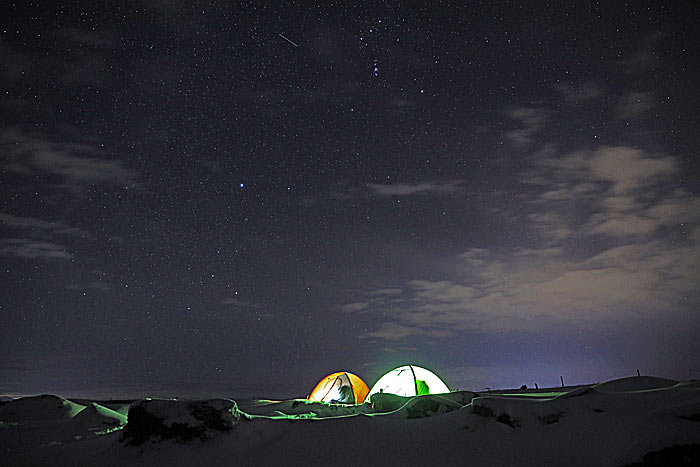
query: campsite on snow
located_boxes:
[2,365,699,466]
[4,3,699,466]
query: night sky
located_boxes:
[2,1,699,399]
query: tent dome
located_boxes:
[366,365,450,401]
[307,371,370,404]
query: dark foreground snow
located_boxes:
[1,376,699,466]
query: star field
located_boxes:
[1,1,699,398]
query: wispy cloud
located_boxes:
[0,214,91,262]
[615,92,653,119]
[0,213,91,239]
[370,288,403,296]
[366,180,465,196]
[503,106,549,148]
[221,297,275,319]
[221,297,263,308]
[345,145,700,340]
[0,238,72,260]
[1,127,137,186]
[66,279,112,291]
[528,146,682,238]
[555,81,605,104]
[364,322,452,340]
[339,302,370,312]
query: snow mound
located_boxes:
[555,386,598,398]
[471,396,553,428]
[121,398,247,445]
[238,398,373,418]
[673,379,700,390]
[2,377,700,466]
[91,402,129,425]
[0,394,126,456]
[371,391,477,417]
[237,391,477,420]
[594,376,678,392]
[627,444,700,466]
[0,394,85,422]
[71,403,126,433]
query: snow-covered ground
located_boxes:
[1,376,699,466]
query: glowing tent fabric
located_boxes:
[366,365,450,401]
[307,372,370,404]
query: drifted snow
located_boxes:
[593,375,679,392]
[121,398,245,445]
[1,376,699,466]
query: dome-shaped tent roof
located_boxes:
[366,365,449,401]
[307,371,370,404]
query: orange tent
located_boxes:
[307,371,370,404]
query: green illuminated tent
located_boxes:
[366,365,450,401]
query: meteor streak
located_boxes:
[278,33,299,47]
